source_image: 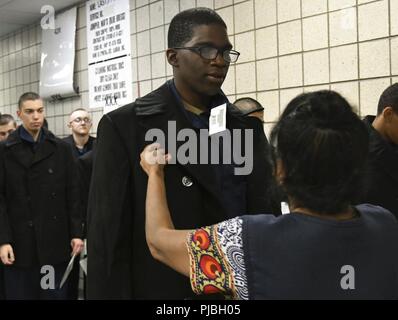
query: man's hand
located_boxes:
[71,238,84,256]
[0,244,15,265]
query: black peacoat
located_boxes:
[0,128,84,267]
[361,116,398,219]
[62,135,96,159]
[86,81,275,299]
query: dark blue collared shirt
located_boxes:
[19,125,45,152]
[168,80,247,218]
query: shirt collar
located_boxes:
[169,79,229,113]
[19,125,45,144]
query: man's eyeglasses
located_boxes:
[71,117,91,124]
[173,46,240,63]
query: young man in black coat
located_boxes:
[0,92,84,299]
[362,83,398,219]
[63,108,96,159]
[87,8,275,299]
[63,108,96,299]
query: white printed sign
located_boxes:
[88,56,132,113]
[86,0,131,63]
[86,0,133,111]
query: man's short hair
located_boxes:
[377,83,398,115]
[70,108,89,117]
[18,92,41,110]
[233,97,265,116]
[0,114,16,127]
[168,8,227,48]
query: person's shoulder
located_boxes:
[61,135,74,144]
[106,101,137,122]
[53,135,73,150]
[107,82,171,122]
[228,105,265,131]
[47,132,73,150]
[240,213,281,227]
[356,203,398,225]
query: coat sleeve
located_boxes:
[77,150,93,235]
[244,117,282,216]
[0,144,12,246]
[86,113,134,299]
[65,144,84,239]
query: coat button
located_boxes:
[48,168,53,174]
[53,215,57,220]
[27,220,33,227]
[51,192,56,198]
[182,176,193,187]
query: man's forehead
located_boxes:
[21,99,43,109]
[188,24,231,47]
[70,110,90,119]
[0,122,14,130]
[235,101,255,111]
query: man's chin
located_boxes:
[203,85,223,97]
[29,126,41,132]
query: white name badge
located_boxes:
[281,202,290,215]
[209,103,227,135]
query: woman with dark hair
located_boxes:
[140,91,398,299]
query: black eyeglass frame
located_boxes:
[172,46,240,63]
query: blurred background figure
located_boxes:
[0,114,17,142]
[233,97,265,122]
[63,108,96,300]
[361,83,398,220]
[63,108,95,158]
[0,114,15,299]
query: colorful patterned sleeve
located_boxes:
[186,217,249,300]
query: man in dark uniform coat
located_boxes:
[63,108,95,299]
[362,83,398,219]
[63,108,96,159]
[87,8,275,299]
[0,92,84,299]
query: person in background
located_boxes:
[0,92,84,300]
[63,108,95,158]
[233,97,283,214]
[0,114,17,142]
[63,108,95,300]
[361,83,398,220]
[140,90,398,299]
[233,97,265,122]
[0,114,16,300]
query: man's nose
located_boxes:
[212,51,227,66]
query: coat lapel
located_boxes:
[8,144,34,168]
[32,139,56,165]
[368,124,398,184]
[5,128,57,168]
[135,83,224,206]
[375,147,398,184]
[5,130,33,168]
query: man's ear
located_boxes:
[166,48,178,67]
[382,106,394,122]
[67,122,71,129]
[16,109,21,119]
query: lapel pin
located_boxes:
[182,176,193,187]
